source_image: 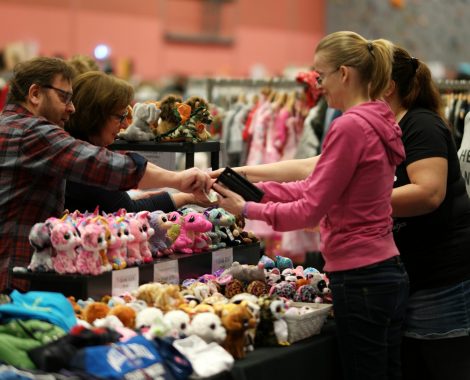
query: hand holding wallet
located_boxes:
[215,167,264,202]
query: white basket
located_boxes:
[284,302,332,343]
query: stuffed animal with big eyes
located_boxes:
[255,295,289,347]
[117,102,160,141]
[190,312,226,344]
[50,221,81,274]
[163,309,191,339]
[148,210,174,257]
[28,222,54,272]
[76,221,107,275]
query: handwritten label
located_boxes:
[154,260,179,284]
[112,267,139,296]
[212,248,233,273]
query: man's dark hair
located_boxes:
[7,56,75,103]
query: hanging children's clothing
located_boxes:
[457,111,470,196]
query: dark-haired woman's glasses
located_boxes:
[42,85,73,105]
[113,111,129,124]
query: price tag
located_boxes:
[154,260,179,284]
[112,267,139,296]
[212,247,233,273]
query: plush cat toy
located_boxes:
[50,221,81,274]
[117,102,160,141]
[148,210,174,257]
[76,222,107,275]
[28,222,54,272]
[172,212,212,254]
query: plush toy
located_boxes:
[105,216,129,270]
[229,293,260,352]
[190,312,226,344]
[134,211,155,263]
[82,302,111,325]
[108,304,137,329]
[221,261,265,283]
[50,220,81,274]
[246,280,268,297]
[136,283,185,312]
[255,296,289,347]
[184,96,212,141]
[76,222,106,275]
[148,210,174,257]
[216,302,257,359]
[157,96,212,143]
[163,310,191,338]
[155,95,184,137]
[125,213,145,266]
[269,281,297,300]
[231,215,259,245]
[67,296,83,319]
[203,207,234,249]
[28,222,54,272]
[172,212,212,254]
[117,102,160,141]
[135,307,164,330]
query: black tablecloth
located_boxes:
[205,320,341,380]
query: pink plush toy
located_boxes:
[172,212,212,254]
[76,222,107,275]
[126,212,154,266]
[50,221,81,274]
[134,211,155,263]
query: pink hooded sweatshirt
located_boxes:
[247,101,405,271]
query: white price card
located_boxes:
[112,267,139,296]
[212,247,233,273]
[154,260,179,284]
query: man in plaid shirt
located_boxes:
[0,57,211,291]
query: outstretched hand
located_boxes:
[212,182,245,216]
[177,167,212,193]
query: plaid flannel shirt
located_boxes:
[0,104,147,291]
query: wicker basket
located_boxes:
[284,302,333,343]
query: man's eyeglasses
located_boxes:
[42,85,73,105]
[316,67,340,86]
[113,111,129,124]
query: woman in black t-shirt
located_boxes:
[384,45,470,380]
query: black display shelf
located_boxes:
[12,243,260,300]
[109,140,221,169]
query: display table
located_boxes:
[205,321,342,380]
[109,140,221,169]
[12,243,261,299]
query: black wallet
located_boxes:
[216,167,264,202]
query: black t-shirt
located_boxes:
[393,108,470,292]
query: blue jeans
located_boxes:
[404,278,470,339]
[328,256,409,380]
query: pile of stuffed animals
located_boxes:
[27,207,258,275]
[117,95,213,143]
[67,254,332,362]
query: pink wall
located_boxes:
[0,0,325,80]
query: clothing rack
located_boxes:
[187,77,303,103]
